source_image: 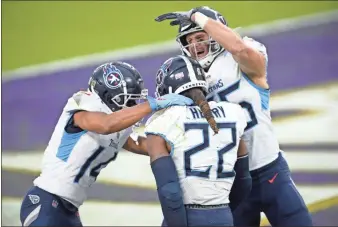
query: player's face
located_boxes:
[185,31,210,59]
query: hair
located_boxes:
[183,87,219,134]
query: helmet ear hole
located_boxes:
[162,87,168,95]
[126,99,137,107]
[156,85,168,97]
[103,91,113,105]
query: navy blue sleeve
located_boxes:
[151,156,187,226]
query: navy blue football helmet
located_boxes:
[176,6,227,69]
[155,55,207,98]
[88,61,148,112]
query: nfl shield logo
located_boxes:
[52,200,59,208]
[174,72,184,80]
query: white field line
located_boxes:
[2,9,338,82]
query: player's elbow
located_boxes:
[159,182,184,209]
[231,43,258,69]
[234,46,258,67]
[229,39,247,57]
[234,48,266,78]
[151,156,183,204]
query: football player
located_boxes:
[145,55,249,226]
[155,6,313,226]
[19,61,194,226]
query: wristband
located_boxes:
[194,12,209,29]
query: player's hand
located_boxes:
[155,8,199,26]
[147,94,193,112]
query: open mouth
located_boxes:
[196,50,206,58]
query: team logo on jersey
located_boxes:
[103,64,124,89]
[28,194,40,204]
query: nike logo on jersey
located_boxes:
[268,173,279,184]
[28,194,40,204]
[52,200,59,208]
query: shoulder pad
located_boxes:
[64,91,110,114]
[145,107,185,142]
[145,109,166,128]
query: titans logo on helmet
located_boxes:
[102,64,124,89]
[156,58,173,86]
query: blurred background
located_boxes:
[2,1,338,226]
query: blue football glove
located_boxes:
[147,94,193,112]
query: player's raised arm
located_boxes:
[190,8,266,80]
[155,7,267,86]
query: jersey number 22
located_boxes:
[184,122,236,179]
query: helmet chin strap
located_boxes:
[198,55,214,69]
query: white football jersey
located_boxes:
[206,36,280,171]
[34,91,131,208]
[145,101,247,205]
